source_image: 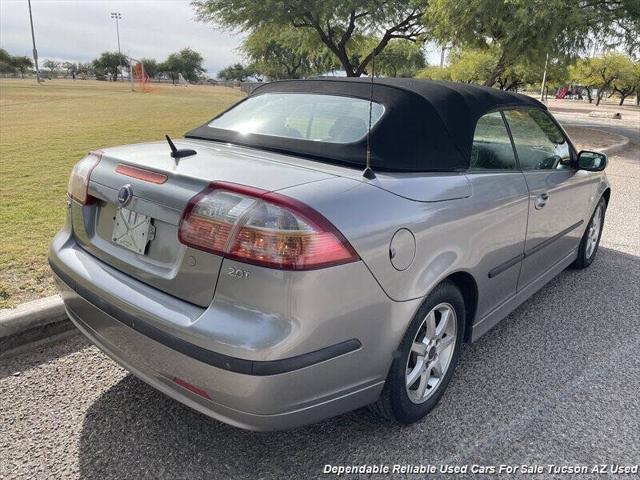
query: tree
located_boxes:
[160,48,206,84]
[10,56,33,78]
[159,59,177,84]
[426,0,640,88]
[530,57,570,91]
[62,61,78,77]
[43,59,61,78]
[140,58,159,79]
[192,0,427,77]
[570,53,633,105]
[417,47,569,92]
[243,25,337,79]
[447,48,497,84]
[76,62,94,79]
[0,48,15,74]
[419,48,499,85]
[92,51,129,81]
[217,63,256,81]
[369,38,426,77]
[416,65,451,81]
[495,55,569,92]
[612,57,640,105]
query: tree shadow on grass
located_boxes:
[78,246,639,479]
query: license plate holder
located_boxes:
[112,207,154,254]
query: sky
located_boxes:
[0,0,244,76]
[1,0,443,78]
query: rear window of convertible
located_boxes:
[208,93,385,144]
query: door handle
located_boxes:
[534,193,549,209]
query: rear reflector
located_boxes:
[116,164,168,184]
[173,377,211,399]
[179,182,359,270]
[67,151,102,204]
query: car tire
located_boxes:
[571,197,606,270]
[370,281,465,424]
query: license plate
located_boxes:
[112,208,155,254]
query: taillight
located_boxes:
[179,182,359,270]
[67,151,102,204]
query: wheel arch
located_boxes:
[602,187,611,206]
[443,271,478,343]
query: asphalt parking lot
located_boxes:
[1,122,639,479]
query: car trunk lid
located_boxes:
[72,140,336,306]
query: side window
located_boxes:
[503,109,570,170]
[470,112,517,170]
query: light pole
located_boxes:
[27,0,41,83]
[540,52,549,102]
[110,12,122,80]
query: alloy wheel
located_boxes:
[405,303,457,404]
[585,204,603,259]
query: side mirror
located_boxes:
[577,150,607,172]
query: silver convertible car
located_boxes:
[50,79,609,430]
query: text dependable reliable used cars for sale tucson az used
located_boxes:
[49,78,610,430]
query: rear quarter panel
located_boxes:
[281,173,530,327]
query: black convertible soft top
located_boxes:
[186,78,545,172]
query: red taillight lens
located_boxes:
[179,182,359,270]
[67,151,102,204]
[179,186,260,255]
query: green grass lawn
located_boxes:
[0,79,243,308]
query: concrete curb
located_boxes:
[559,122,632,156]
[598,135,631,156]
[588,111,622,119]
[0,295,74,355]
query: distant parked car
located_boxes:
[50,79,610,430]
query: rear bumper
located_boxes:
[51,260,361,376]
[58,283,381,430]
[49,228,420,430]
